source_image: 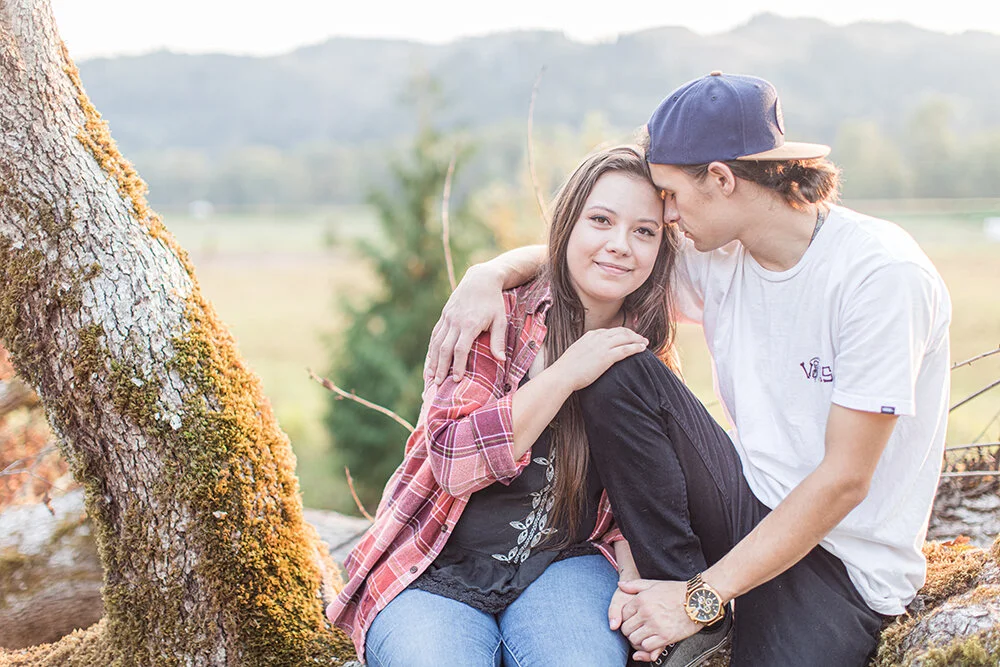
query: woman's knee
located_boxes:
[578,349,669,414]
[367,625,501,667]
[366,590,501,667]
[500,556,628,666]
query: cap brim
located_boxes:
[736,141,831,161]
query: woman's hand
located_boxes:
[549,327,648,392]
[426,264,508,384]
[610,539,640,632]
[609,586,635,633]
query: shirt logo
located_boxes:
[800,357,833,383]
[881,406,896,415]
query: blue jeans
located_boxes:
[365,554,629,667]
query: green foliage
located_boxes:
[325,125,493,510]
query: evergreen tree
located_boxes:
[325,125,491,511]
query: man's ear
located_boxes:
[706,162,736,196]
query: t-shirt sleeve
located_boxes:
[670,238,709,325]
[831,261,943,417]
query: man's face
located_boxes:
[648,163,734,252]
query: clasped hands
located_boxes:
[608,578,703,663]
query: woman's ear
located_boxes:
[706,162,736,196]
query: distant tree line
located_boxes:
[137,98,1000,213]
[835,98,1000,199]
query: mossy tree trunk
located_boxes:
[0,1,353,664]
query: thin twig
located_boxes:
[0,445,58,477]
[945,442,1000,452]
[441,153,457,291]
[939,470,1000,479]
[345,467,375,522]
[23,470,68,494]
[527,67,547,223]
[950,378,1000,413]
[952,346,1000,370]
[308,369,415,433]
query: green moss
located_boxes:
[160,297,354,663]
[53,263,102,312]
[913,629,1000,667]
[0,239,45,372]
[4,620,112,666]
[61,43,193,277]
[36,201,73,239]
[71,293,354,664]
[873,614,918,667]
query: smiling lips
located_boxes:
[595,261,632,275]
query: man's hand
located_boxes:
[426,264,507,384]
[618,579,702,662]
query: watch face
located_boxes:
[687,589,721,623]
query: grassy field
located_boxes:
[165,200,1000,511]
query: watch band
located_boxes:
[684,572,725,625]
[686,572,705,595]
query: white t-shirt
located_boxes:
[672,204,951,615]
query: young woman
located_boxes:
[326,145,681,666]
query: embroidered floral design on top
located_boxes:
[492,455,557,563]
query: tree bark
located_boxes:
[0,1,353,663]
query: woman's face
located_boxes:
[565,171,664,311]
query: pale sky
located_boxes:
[52,0,1000,60]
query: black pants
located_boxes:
[579,351,884,667]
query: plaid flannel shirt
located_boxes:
[326,280,624,661]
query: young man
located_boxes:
[425,72,951,666]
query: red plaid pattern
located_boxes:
[326,281,624,661]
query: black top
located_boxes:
[410,374,602,614]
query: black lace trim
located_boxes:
[409,544,600,614]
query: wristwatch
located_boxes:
[684,573,725,625]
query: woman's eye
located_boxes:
[591,215,611,225]
[636,226,658,237]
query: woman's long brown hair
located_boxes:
[531,145,680,545]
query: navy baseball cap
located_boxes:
[646,71,830,165]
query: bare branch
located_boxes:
[945,442,1000,452]
[950,378,1000,413]
[952,345,1000,370]
[308,369,415,433]
[344,467,375,522]
[527,67,547,223]
[0,445,58,477]
[939,471,1000,479]
[441,153,457,291]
